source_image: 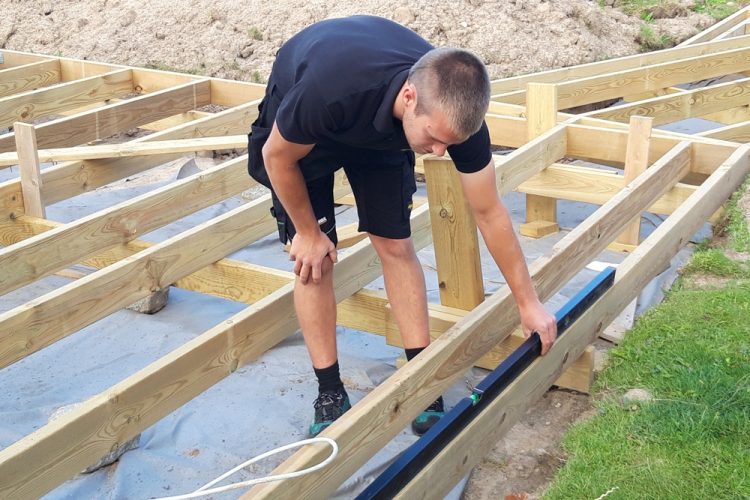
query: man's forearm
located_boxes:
[475,202,539,309]
[265,159,320,236]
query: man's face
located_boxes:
[401,86,462,156]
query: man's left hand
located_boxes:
[519,301,557,355]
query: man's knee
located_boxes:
[369,234,416,263]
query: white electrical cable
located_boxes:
[151,437,338,500]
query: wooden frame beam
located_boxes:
[0,69,133,130]
[0,78,212,152]
[490,32,750,95]
[679,6,749,46]
[0,59,61,99]
[698,119,750,142]
[494,46,750,108]
[0,99,260,220]
[583,77,750,124]
[0,135,247,167]
[0,156,251,295]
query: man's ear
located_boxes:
[403,81,418,108]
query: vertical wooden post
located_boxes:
[424,157,484,310]
[14,122,46,218]
[520,83,559,238]
[609,116,653,252]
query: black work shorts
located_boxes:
[247,91,417,245]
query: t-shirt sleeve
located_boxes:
[274,81,335,145]
[447,121,492,173]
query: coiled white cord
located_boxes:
[152,437,338,500]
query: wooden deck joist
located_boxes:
[0,78,212,152]
[0,68,133,130]
[489,31,750,94]
[583,77,750,125]
[0,59,61,99]
[494,45,750,108]
[0,100,259,220]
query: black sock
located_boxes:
[405,346,426,361]
[405,347,443,411]
[314,360,344,394]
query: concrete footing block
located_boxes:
[127,286,170,314]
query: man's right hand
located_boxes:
[289,230,338,285]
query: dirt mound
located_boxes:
[1,1,712,82]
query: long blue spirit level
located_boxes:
[358,266,616,499]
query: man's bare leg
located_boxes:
[368,234,430,349]
[295,255,338,368]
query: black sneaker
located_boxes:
[411,396,445,436]
[309,388,351,437]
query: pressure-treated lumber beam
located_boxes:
[0,193,273,369]
[583,77,750,125]
[516,164,708,219]
[490,33,750,95]
[0,51,52,68]
[0,99,259,221]
[396,144,750,499]
[0,200,435,499]
[13,123,45,218]
[0,69,133,129]
[0,156,252,295]
[138,110,212,132]
[0,135,248,167]
[244,142,694,499]
[679,6,750,46]
[495,46,750,108]
[0,59,61,99]
[566,123,736,174]
[698,120,750,142]
[702,104,750,125]
[209,78,267,106]
[0,173,351,369]
[521,83,559,238]
[0,79,212,152]
[424,157,484,309]
[612,116,653,251]
[494,123,567,191]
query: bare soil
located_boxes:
[0,1,732,498]
[1,1,713,83]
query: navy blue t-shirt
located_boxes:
[267,15,491,173]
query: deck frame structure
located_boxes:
[0,9,749,498]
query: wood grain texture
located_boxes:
[522,83,559,236]
[490,32,750,95]
[13,123,45,218]
[424,158,484,309]
[0,69,133,130]
[0,100,259,220]
[0,79,212,152]
[585,77,750,125]
[0,135,248,167]
[0,60,61,99]
[0,156,251,295]
[517,163,701,216]
[615,116,653,248]
[698,120,750,142]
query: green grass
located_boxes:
[545,186,750,499]
[606,0,750,19]
[681,248,750,277]
[725,177,750,254]
[544,283,750,499]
